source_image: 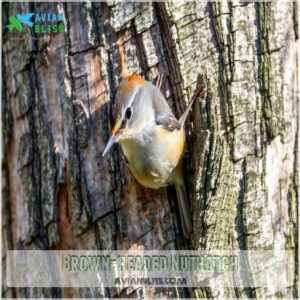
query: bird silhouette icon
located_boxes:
[7,13,34,32]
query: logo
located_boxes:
[6,12,65,34]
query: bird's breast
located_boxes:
[119,126,185,189]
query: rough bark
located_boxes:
[2,1,298,299]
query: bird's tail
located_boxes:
[174,180,192,239]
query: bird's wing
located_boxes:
[148,82,181,131]
[150,82,173,115]
[156,114,181,131]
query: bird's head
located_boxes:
[102,75,146,156]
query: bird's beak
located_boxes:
[102,133,119,157]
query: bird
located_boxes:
[7,13,34,32]
[16,13,34,27]
[102,73,204,238]
[102,35,204,238]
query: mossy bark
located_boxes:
[2,1,298,298]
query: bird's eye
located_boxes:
[126,107,132,120]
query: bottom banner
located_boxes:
[6,250,294,288]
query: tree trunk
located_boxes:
[2,1,298,299]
